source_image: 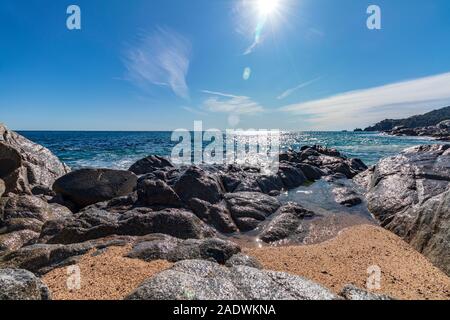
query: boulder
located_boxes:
[277,163,307,189]
[127,237,240,264]
[0,124,70,195]
[129,155,174,175]
[363,145,450,275]
[437,120,450,130]
[53,169,138,209]
[300,146,367,178]
[332,186,362,207]
[0,179,5,198]
[137,179,182,208]
[339,285,394,300]
[225,253,263,269]
[125,259,338,300]
[0,268,51,300]
[224,192,281,231]
[0,229,40,252]
[41,207,216,245]
[174,167,224,204]
[188,198,237,234]
[0,234,171,275]
[2,195,72,222]
[0,195,72,252]
[259,202,315,243]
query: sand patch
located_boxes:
[245,224,450,300]
[42,245,172,300]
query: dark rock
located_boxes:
[0,229,40,252]
[53,168,138,209]
[332,187,362,207]
[363,144,450,275]
[277,163,307,189]
[0,195,72,252]
[225,254,262,269]
[125,260,338,300]
[0,124,70,195]
[259,202,314,243]
[125,235,181,262]
[127,237,240,265]
[2,195,72,222]
[188,198,237,234]
[167,238,240,264]
[137,179,182,208]
[0,179,4,198]
[224,192,280,231]
[0,234,169,275]
[174,167,224,204]
[339,285,394,300]
[256,175,284,194]
[129,155,174,175]
[0,268,51,300]
[297,164,324,180]
[41,207,216,245]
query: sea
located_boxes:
[17,130,447,246]
[18,131,444,170]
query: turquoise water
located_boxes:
[19,131,445,170]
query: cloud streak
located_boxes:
[124,27,191,99]
[279,72,450,130]
[202,90,265,115]
[277,77,322,100]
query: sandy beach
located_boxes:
[246,225,450,300]
[42,224,450,300]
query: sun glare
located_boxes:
[256,0,280,17]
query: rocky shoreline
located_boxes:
[383,120,450,141]
[1,123,449,300]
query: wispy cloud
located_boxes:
[181,106,207,116]
[202,90,265,115]
[279,72,450,130]
[277,77,322,100]
[123,27,191,99]
[201,90,265,126]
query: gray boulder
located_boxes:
[0,124,70,195]
[125,259,338,300]
[225,254,263,269]
[53,168,138,208]
[339,285,394,300]
[363,145,450,275]
[0,268,51,300]
[224,192,281,231]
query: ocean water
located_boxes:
[19,131,444,170]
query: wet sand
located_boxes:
[246,225,450,300]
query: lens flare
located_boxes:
[256,0,280,17]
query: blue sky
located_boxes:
[1,0,450,131]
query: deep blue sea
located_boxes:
[19,131,444,170]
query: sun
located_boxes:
[256,0,280,17]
